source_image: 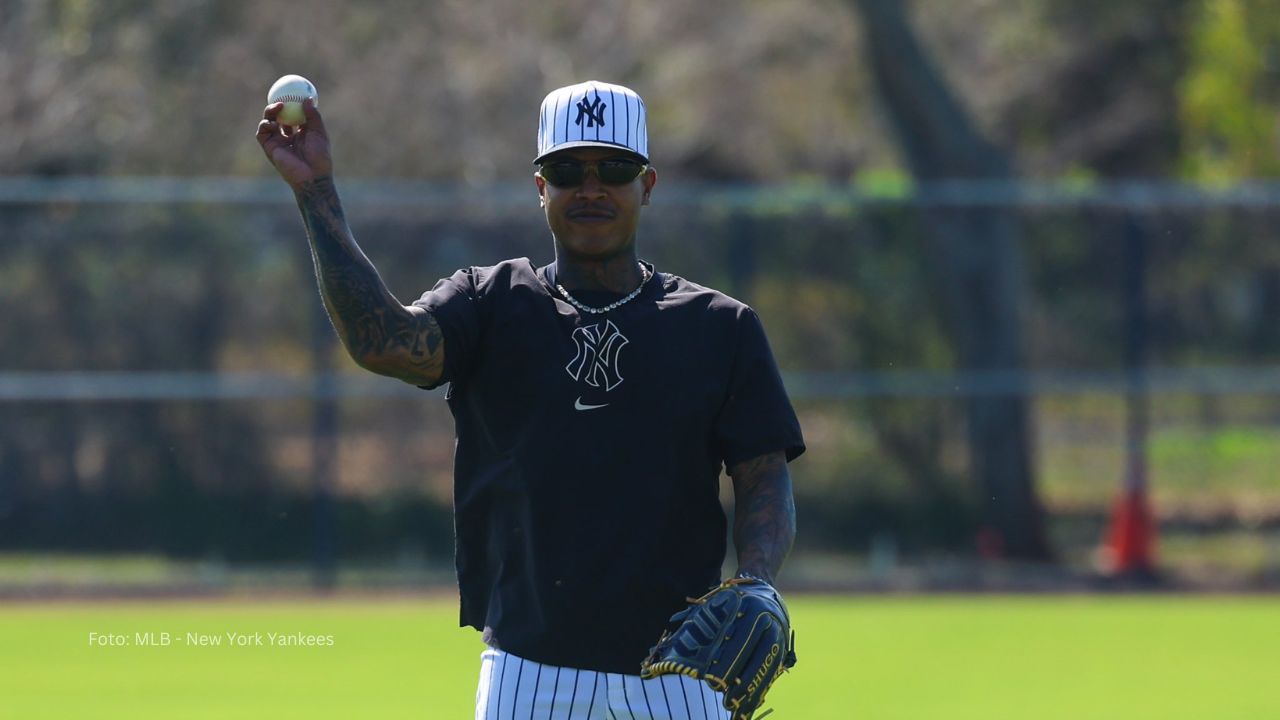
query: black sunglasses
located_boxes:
[537,158,648,188]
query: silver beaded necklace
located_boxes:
[554,263,653,315]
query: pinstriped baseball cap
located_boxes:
[535,80,649,164]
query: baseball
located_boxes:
[267,74,318,127]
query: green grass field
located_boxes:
[1,595,1276,719]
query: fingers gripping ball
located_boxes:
[267,74,318,127]
[641,578,797,720]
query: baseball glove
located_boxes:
[640,577,797,720]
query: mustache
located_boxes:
[566,204,616,217]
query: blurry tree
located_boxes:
[1180,0,1280,181]
[0,0,1229,182]
[0,0,880,180]
[4,0,1280,562]
[984,0,1193,177]
[848,0,1050,560]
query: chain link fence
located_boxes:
[2,177,1278,591]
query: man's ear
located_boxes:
[641,166,657,206]
[534,173,547,207]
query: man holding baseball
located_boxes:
[258,80,803,719]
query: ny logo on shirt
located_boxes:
[566,320,629,391]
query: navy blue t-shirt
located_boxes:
[413,258,804,674]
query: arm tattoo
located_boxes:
[729,450,796,585]
[295,177,444,384]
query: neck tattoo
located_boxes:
[555,262,652,315]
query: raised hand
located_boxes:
[256,98,332,190]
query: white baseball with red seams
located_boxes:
[267,74,317,127]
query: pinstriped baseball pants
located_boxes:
[475,648,732,720]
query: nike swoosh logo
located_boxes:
[574,397,609,411]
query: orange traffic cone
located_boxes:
[1102,487,1156,574]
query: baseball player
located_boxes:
[258,80,804,719]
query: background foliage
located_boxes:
[3,0,1280,583]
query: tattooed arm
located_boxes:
[256,98,445,386]
[295,178,445,385]
[728,450,796,585]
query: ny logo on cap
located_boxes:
[575,96,607,128]
[536,81,647,163]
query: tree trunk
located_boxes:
[850,0,1051,560]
